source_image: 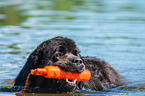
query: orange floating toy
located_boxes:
[31,66,91,82]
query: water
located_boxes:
[0,0,145,95]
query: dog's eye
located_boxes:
[73,50,78,56]
[56,53,62,57]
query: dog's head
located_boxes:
[32,36,85,92]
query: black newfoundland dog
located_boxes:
[14,36,126,93]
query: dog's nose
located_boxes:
[72,57,83,65]
[72,57,85,73]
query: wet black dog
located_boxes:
[14,36,126,93]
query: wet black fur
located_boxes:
[14,36,126,93]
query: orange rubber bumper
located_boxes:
[31,66,91,82]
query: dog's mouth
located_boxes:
[57,78,77,87]
[56,78,77,92]
[66,78,77,85]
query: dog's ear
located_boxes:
[14,49,42,86]
[14,41,53,86]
